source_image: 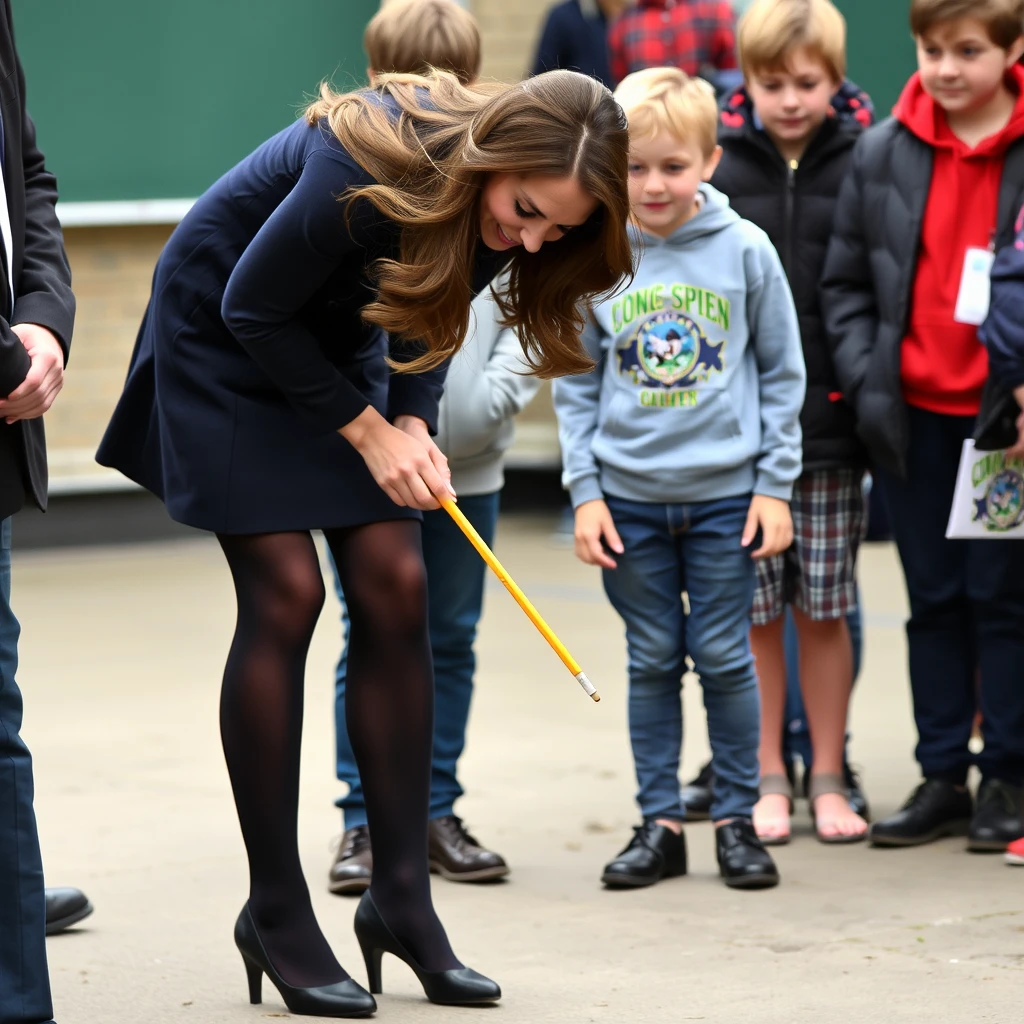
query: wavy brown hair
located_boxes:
[304,69,634,377]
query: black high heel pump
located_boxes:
[234,903,377,1018]
[353,891,501,1005]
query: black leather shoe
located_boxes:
[354,891,500,1005]
[235,904,376,1017]
[680,761,713,821]
[601,821,687,888]
[329,826,372,896]
[715,820,779,889]
[869,779,973,847]
[967,780,1024,852]
[428,815,509,882]
[45,887,94,935]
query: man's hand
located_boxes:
[742,494,793,559]
[574,498,624,569]
[1009,385,1024,460]
[0,323,64,424]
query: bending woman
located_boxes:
[97,70,632,1018]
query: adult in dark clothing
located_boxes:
[821,9,1024,851]
[0,2,79,1023]
[531,0,627,88]
[97,69,633,1016]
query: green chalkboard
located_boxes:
[839,0,917,115]
[13,0,378,203]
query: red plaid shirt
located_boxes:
[608,0,737,84]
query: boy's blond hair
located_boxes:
[365,0,481,84]
[613,68,719,157]
[910,0,1024,48]
[738,0,847,83]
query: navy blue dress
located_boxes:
[97,113,509,533]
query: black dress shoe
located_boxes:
[601,821,687,888]
[680,761,713,821]
[715,820,779,889]
[45,887,94,935]
[329,826,372,896]
[967,780,1024,852]
[235,903,376,1017]
[354,891,500,1005]
[869,779,973,847]
[428,815,509,882]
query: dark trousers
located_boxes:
[0,518,54,1024]
[878,407,1024,786]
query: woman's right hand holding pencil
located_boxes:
[574,499,624,569]
[341,406,455,510]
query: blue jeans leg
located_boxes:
[332,493,500,828]
[678,497,760,821]
[0,518,54,1024]
[601,498,688,823]
[421,492,500,820]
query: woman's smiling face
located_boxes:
[479,173,597,252]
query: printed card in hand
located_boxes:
[946,439,1024,538]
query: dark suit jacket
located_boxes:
[0,2,75,519]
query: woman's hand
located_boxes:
[742,494,793,559]
[574,499,624,569]
[341,408,455,510]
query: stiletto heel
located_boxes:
[243,955,263,1004]
[234,903,377,1018]
[362,944,383,995]
[353,891,501,1005]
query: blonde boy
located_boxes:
[711,0,875,847]
[365,0,480,83]
[821,0,1024,851]
[553,67,805,890]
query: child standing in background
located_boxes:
[328,0,540,896]
[711,0,872,846]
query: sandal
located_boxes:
[754,773,793,846]
[809,773,868,844]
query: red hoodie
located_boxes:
[896,66,1024,416]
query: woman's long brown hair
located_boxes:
[305,69,635,377]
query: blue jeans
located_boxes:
[601,494,760,822]
[781,601,863,770]
[332,492,501,827]
[0,519,54,1024]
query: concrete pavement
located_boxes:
[15,515,1023,1024]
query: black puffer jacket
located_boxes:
[821,116,1024,477]
[711,81,873,471]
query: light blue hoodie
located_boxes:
[553,184,805,508]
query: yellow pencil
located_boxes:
[439,496,600,702]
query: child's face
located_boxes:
[746,47,838,153]
[627,131,721,238]
[479,173,597,252]
[916,18,1024,116]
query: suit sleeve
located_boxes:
[221,147,376,434]
[979,212,1024,391]
[530,9,564,77]
[385,343,448,434]
[820,135,877,404]
[0,9,75,395]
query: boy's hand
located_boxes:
[574,499,624,569]
[1009,385,1024,460]
[742,495,793,559]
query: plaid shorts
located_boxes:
[751,468,865,625]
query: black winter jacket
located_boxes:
[711,81,873,471]
[820,117,1024,477]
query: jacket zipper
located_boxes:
[783,158,798,274]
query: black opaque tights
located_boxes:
[217,521,459,988]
